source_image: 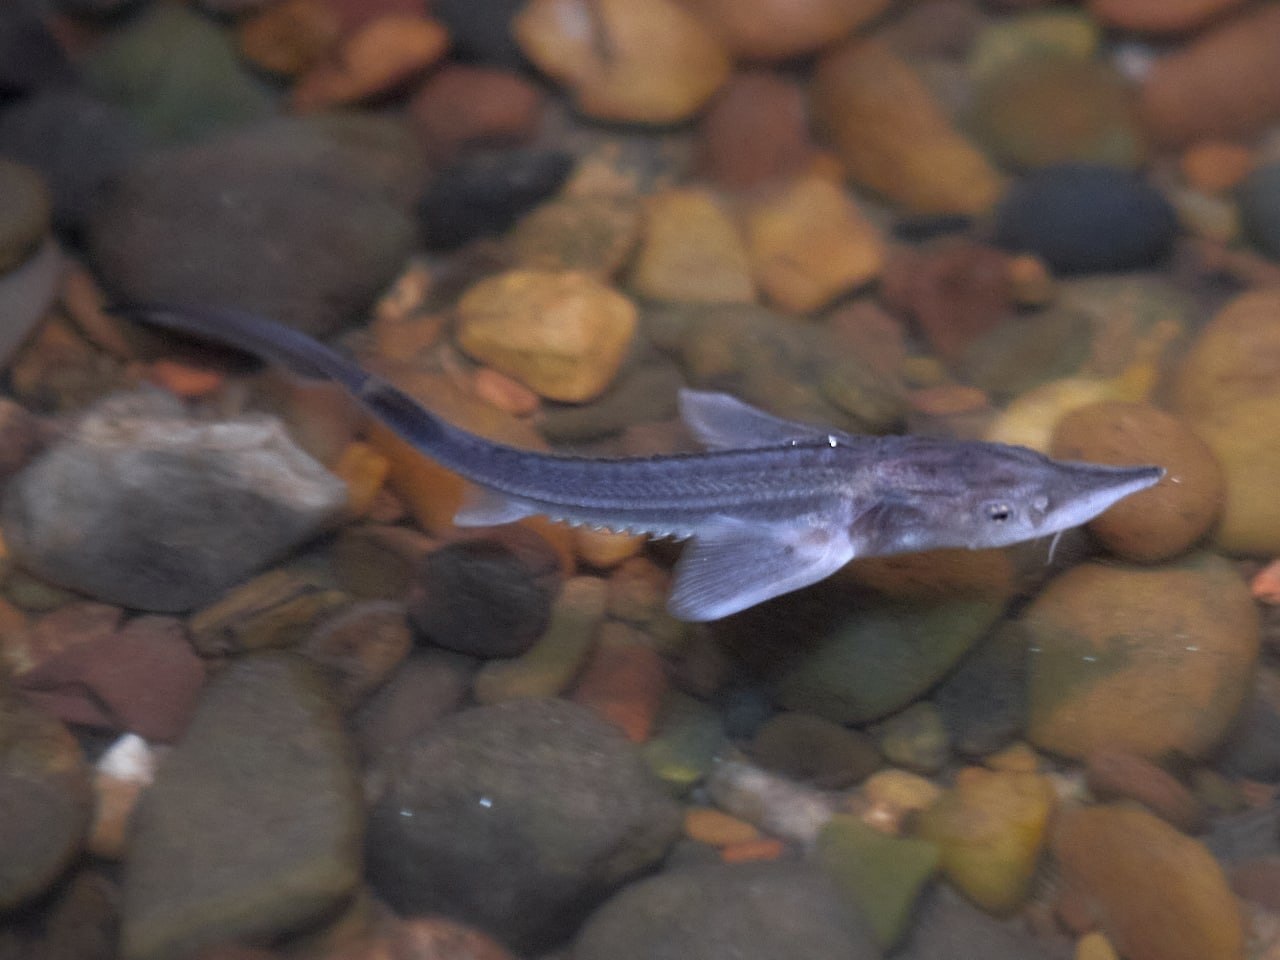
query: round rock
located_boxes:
[573,861,880,960]
[994,164,1177,273]
[1238,161,1280,260]
[366,698,680,953]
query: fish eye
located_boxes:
[984,502,1012,523]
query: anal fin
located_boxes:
[667,522,855,621]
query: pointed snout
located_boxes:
[1059,461,1165,524]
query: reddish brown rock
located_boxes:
[1088,0,1247,34]
[321,0,430,32]
[697,71,816,191]
[1084,750,1203,833]
[408,65,545,165]
[16,614,205,742]
[292,14,449,110]
[880,239,1014,362]
[299,602,412,710]
[1139,5,1280,146]
[686,0,891,61]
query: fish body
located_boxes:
[123,304,1164,621]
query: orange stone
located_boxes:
[1180,141,1256,194]
[332,441,391,519]
[571,625,668,742]
[683,807,762,846]
[147,358,225,399]
[292,14,449,110]
[721,838,787,863]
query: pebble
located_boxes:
[367,698,680,953]
[2,391,347,612]
[472,577,606,704]
[1229,855,1280,912]
[1024,552,1259,759]
[871,702,951,774]
[1084,749,1204,833]
[697,71,816,191]
[630,187,755,304]
[967,9,1100,86]
[1052,804,1244,960]
[0,158,51,273]
[1049,401,1223,562]
[683,807,761,847]
[88,734,155,860]
[509,195,641,278]
[330,524,429,600]
[188,569,348,656]
[1216,665,1280,781]
[744,175,884,313]
[431,0,526,65]
[291,13,449,111]
[1238,161,1280,260]
[573,527,645,568]
[687,0,889,60]
[1173,289,1280,553]
[1089,0,1247,34]
[121,654,363,960]
[1181,140,1255,194]
[816,813,940,949]
[350,648,473,761]
[933,622,1028,757]
[571,626,668,742]
[862,769,944,835]
[706,758,839,844]
[407,527,561,658]
[880,238,1014,362]
[514,0,731,124]
[969,56,1145,171]
[0,3,72,93]
[1076,931,1120,960]
[812,38,1003,215]
[82,4,277,143]
[418,147,573,251]
[539,359,684,444]
[750,711,881,789]
[16,614,204,742]
[1138,4,1280,146]
[0,691,93,910]
[236,0,341,78]
[994,164,1177,273]
[642,695,724,793]
[0,238,61,371]
[573,862,881,960]
[916,768,1056,915]
[455,269,638,403]
[88,114,421,337]
[776,596,1004,724]
[899,885,1067,960]
[408,65,545,165]
[297,601,412,709]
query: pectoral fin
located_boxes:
[667,522,856,621]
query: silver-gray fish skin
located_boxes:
[123,304,1165,621]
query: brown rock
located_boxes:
[514,0,730,124]
[237,0,341,77]
[392,916,517,960]
[16,614,205,742]
[408,65,545,165]
[686,0,890,61]
[744,175,884,313]
[880,239,1014,362]
[1053,804,1244,960]
[630,188,755,303]
[351,649,473,760]
[1229,856,1280,912]
[812,38,1003,214]
[1083,750,1203,833]
[1088,0,1247,34]
[1139,5,1280,146]
[455,269,638,403]
[300,602,412,709]
[509,196,641,279]
[321,0,429,32]
[1050,401,1224,562]
[292,14,449,110]
[1180,141,1255,195]
[698,71,816,192]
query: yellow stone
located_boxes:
[812,39,1003,215]
[1053,804,1244,960]
[573,527,645,569]
[332,441,390,519]
[745,175,884,313]
[515,0,730,124]
[456,269,637,403]
[915,768,1055,915]
[1076,932,1119,960]
[630,188,755,304]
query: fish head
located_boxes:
[858,438,1165,554]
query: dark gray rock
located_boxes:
[898,886,1069,960]
[87,114,421,337]
[0,2,73,94]
[367,698,680,953]
[431,0,527,66]
[994,164,1177,274]
[0,691,93,910]
[1239,161,1280,261]
[121,653,363,960]
[1217,665,1280,782]
[2,390,347,612]
[0,89,149,233]
[573,861,882,960]
[934,622,1028,758]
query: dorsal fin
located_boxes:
[678,389,832,451]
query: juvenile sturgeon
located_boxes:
[123,304,1164,621]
